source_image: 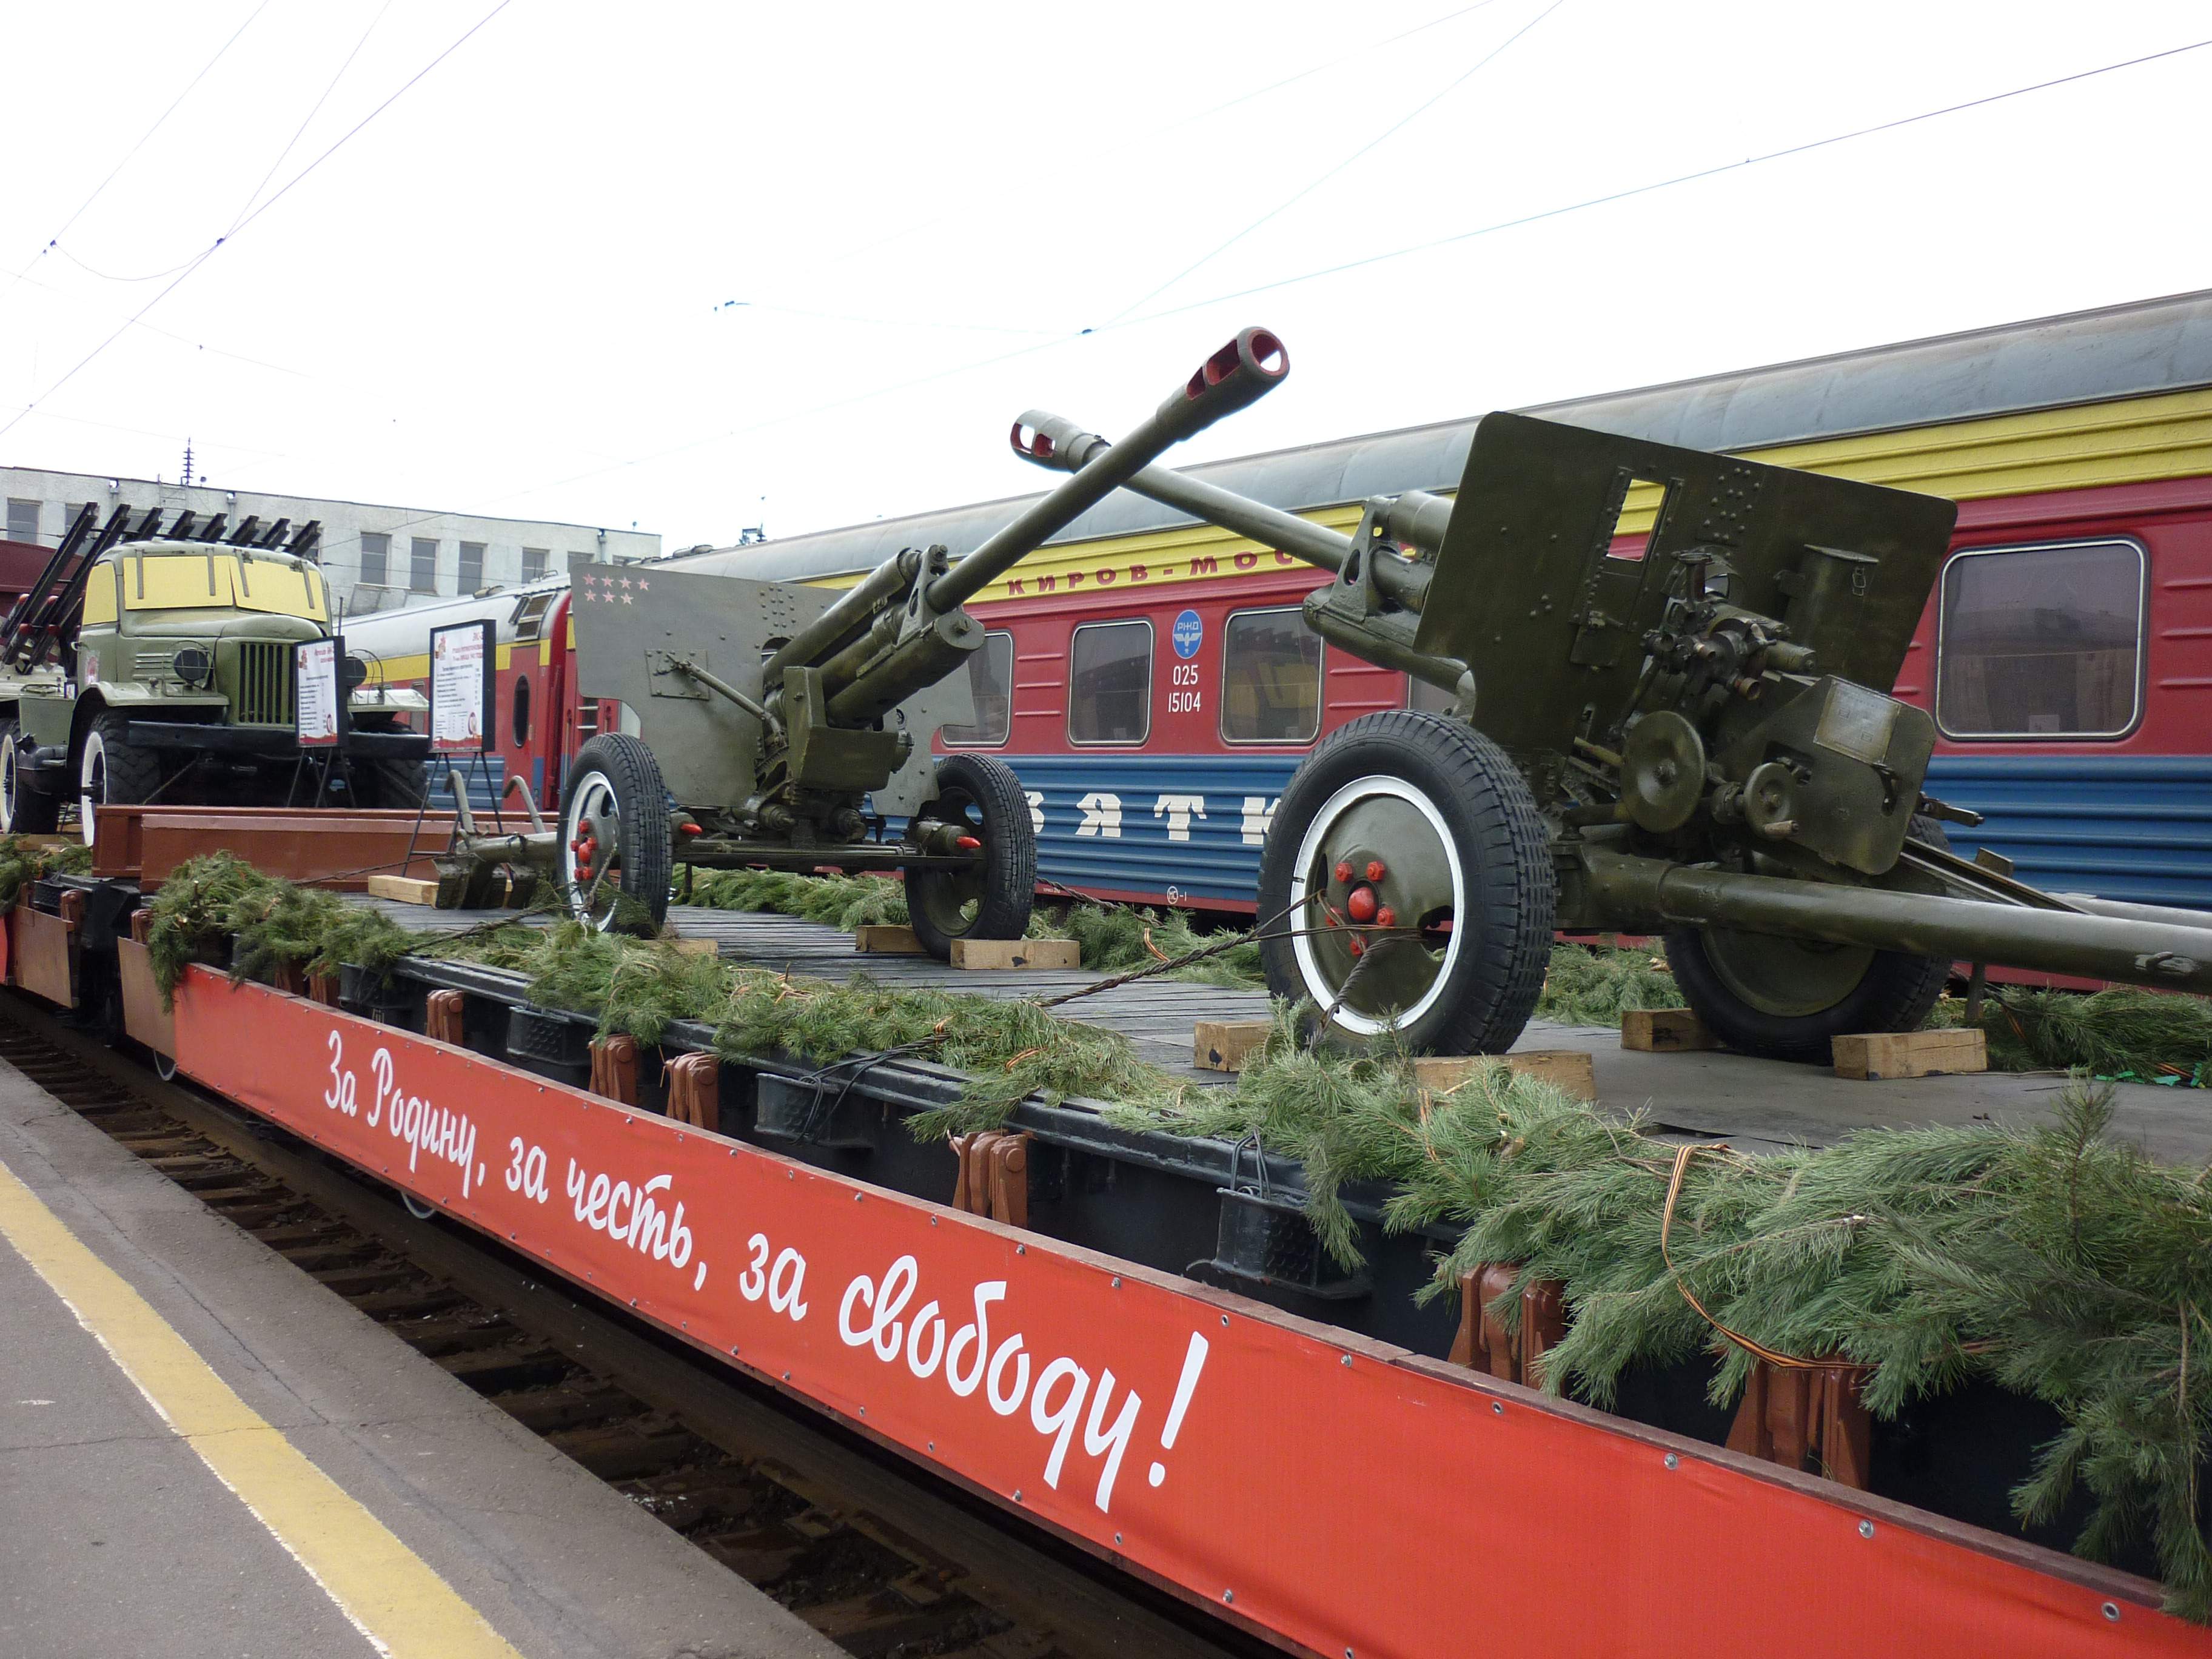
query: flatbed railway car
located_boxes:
[365,289,2212,916]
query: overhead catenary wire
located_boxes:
[1101,0,1569,326]
[1113,33,2212,329]
[428,32,2212,538]
[4,0,273,292]
[0,0,515,446]
[793,0,1510,283]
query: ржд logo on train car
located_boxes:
[1171,609,1202,659]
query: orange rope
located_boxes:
[1660,1142,1833,1372]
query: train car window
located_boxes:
[942,630,1013,746]
[1068,619,1153,745]
[513,674,532,746]
[1936,538,2146,740]
[511,591,553,642]
[1221,608,1322,742]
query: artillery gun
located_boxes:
[451,330,1290,959]
[1013,341,2212,1061]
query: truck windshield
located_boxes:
[120,553,327,622]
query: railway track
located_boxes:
[0,996,1260,1659]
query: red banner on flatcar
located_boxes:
[173,971,2204,1659]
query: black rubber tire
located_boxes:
[1663,816,1954,1064]
[79,710,162,844]
[558,733,671,936]
[904,753,1037,962]
[1258,709,1554,1054]
[351,756,428,810]
[0,721,59,834]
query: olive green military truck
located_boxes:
[0,506,428,843]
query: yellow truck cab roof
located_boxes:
[87,540,329,627]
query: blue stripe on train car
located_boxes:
[423,754,509,816]
[993,753,1302,907]
[980,752,2212,915]
[1921,756,2212,912]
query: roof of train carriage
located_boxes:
[669,287,2212,585]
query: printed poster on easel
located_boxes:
[429,619,494,754]
[295,637,343,748]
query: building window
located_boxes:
[360,531,389,587]
[1068,619,1153,745]
[458,541,485,592]
[410,537,438,593]
[521,547,549,581]
[1936,538,2147,739]
[6,500,39,545]
[1221,607,1322,743]
[62,503,93,542]
[942,631,1013,745]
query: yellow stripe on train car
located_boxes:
[794,384,2212,605]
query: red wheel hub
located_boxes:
[1346,885,1378,923]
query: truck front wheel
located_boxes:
[78,712,161,845]
[0,722,59,834]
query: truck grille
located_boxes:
[233,641,295,727]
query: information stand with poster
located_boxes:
[295,638,343,749]
[429,620,494,755]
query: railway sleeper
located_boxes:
[543,1419,708,1482]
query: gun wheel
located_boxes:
[1663,816,1952,1063]
[903,753,1036,962]
[1259,711,1553,1054]
[558,734,671,936]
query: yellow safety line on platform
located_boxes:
[0,1156,526,1659]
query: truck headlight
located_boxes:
[172,645,213,687]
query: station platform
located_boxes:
[372,897,2212,1161]
[0,1048,843,1659]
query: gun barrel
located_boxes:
[1008,411,1442,612]
[1012,411,1348,572]
[921,327,1288,615]
[1582,844,2212,996]
[764,545,925,684]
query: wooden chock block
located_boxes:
[1413,1051,1597,1102]
[854,925,928,956]
[662,936,719,959]
[950,937,1081,971]
[1622,1008,1717,1053]
[1194,1020,1273,1073]
[366,873,441,906]
[1831,1028,1986,1081]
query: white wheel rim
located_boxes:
[0,735,16,834]
[562,773,620,929]
[1287,773,1466,1036]
[78,729,106,846]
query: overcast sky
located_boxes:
[4,1,2208,551]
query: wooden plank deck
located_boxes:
[357,898,2212,1159]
